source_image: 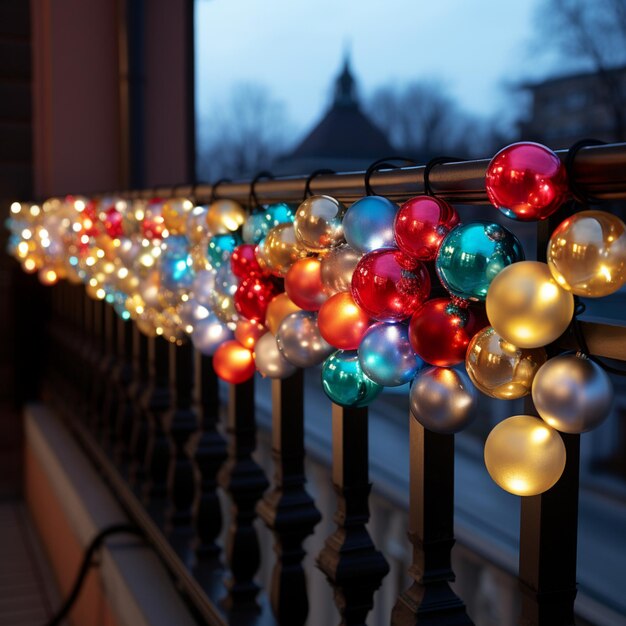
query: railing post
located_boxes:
[129,326,150,489]
[165,339,199,564]
[194,352,227,561]
[100,302,119,449]
[518,434,580,626]
[391,419,473,625]
[218,377,269,610]
[113,316,136,471]
[257,370,322,626]
[142,336,172,513]
[317,404,389,626]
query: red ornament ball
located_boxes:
[486,142,569,221]
[351,248,430,322]
[102,205,124,238]
[394,195,459,261]
[285,257,332,311]
[213,340,255,384]
[234,274,281,322]
[409,298,488,366]
[231,243,263,279]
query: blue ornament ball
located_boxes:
[343,196,397,253]
[242,203,295,244]
[160,235,195,290]
[435,221,524,301]
[358,322,423,387]
[322,350,383,408]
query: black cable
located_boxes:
[208,177,232,204]
[565,138,606,207]
[364,157,417,196]
[248,171,274,212]
[45,523,144,626]
[303,168,335,200]
[570,297,626,377]
[423,156,465,197]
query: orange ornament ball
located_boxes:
[285,257,331,311]
[235,319,267,350]
[213,340,256,384]
[318,291,371,350]
[265,293,302,335]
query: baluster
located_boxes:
[129,326,151,489]
[317,404,389,626]
[100,302,119,449]
[164,339,198,564]
[89,299,109,435]
[257,370,321,625]
[218,377,269,610]
[391,420,473,625]
[194,353,227,561]
[519,433,580,626]
[143,335,173,515]
[113,317,136,471]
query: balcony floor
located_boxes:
[0,500,62,626]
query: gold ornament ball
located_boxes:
[206,199,246,234]
[162,198,194,235]
[186,205,208,244]
[547,210,626,297]
[484,415,566,496]
[257,222,308,277]
[294,195,346,252]
[466,326,547,399]
[486,261,574,349]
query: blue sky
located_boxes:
[195,0,563,138]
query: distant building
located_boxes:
[519,65,626,148]
[273,56,393,175]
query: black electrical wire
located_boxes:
[303,168,335,199]
[570,297,626,377]
[45,523,144,626]
[565,138,606,207]
[423,155,466,196]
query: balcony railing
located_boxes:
[19,142,626,626]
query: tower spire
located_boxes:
[333,48,358,108]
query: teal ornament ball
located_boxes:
[242,203,295,244]
[322,350,383,408]
[436,221,524,301]
[207,232,242,268]
[161,235,195,290]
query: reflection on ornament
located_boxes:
[276,310,334,368]
[436,221,524,301]
[186,204,208,244]
[532,353,613,433]
[231,243,263,279]
[466,326,546,399]
[343,195,397,253]
[242,203,295,244]
[191,313,234,356]
[486,142,568,221]
[486,261,574,349]
[547,210,626,297]
[294,195,345,252]
[359,322,423,387]
[234,318,266,350]
[265,293,302,335]
[318,291,371,350]
[207,232,242,269]
[322,350,383,407]
[410,366,477,433]
[351,248,430,322]
[394,195,459,261]
[320,243,361,294]
[254,331,297,379]
[234,274,280,323]
[162,198,193,235]
[484,415,566,496]
[213,340,255,383]
[206,199,246,234]
[285,257,331,311]
[256,222,308,277]
[409,298,487,366]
